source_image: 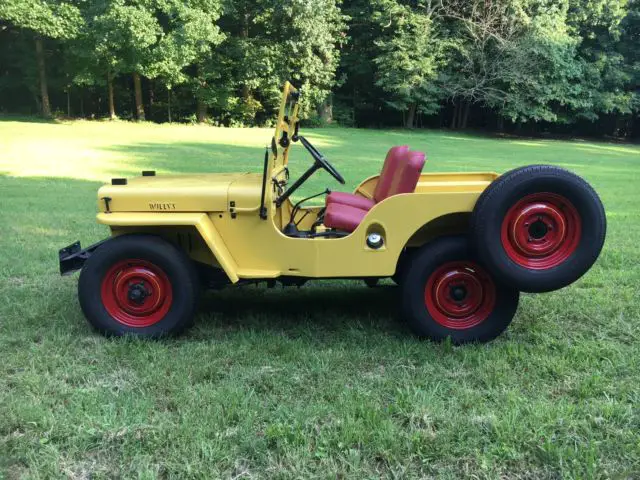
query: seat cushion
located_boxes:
[326,191,375,211]
[323,203,368,232]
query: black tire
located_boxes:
[364,278,379,288]
[392,248,414,286]
[78,234,199,337]
[401,236,519,344]
[470,165,606,293]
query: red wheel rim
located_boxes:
[425,261,496,330]
[101,259,173,327]
[501,193,581,270]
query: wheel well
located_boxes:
[393,213,470,278]
[403,212,471,250]
[110,226,218,267]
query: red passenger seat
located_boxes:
[323,203,369,232]
[324,149,426,232]
[325,145,409,210]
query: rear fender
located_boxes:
[403,212,471,249]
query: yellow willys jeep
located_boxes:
[59,82,606,343]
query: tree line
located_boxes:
[1,0,638,138]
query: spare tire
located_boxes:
[470,165,606,293]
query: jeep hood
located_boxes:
[97,172,263,213]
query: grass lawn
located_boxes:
[1,118,639,479]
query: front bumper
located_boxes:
[58,239,108,276]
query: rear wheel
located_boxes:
[78,234,199,337]
[401,236,519,344]
[392,248,414,286]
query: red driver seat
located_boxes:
[324,149,426,232]
[325,145,409,211]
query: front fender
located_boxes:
[96,212,239,283]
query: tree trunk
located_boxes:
[240,12,251,102]
[66,89,71,117]
[405,102,417,128]
[196,99,208,123]
[450,101,459,129]
[461,101,471,129]
[107,72,116,119]
[497,115,504,132]
[195,64,208,124]
[133,72,145,121]
[35,37,51,117]
[241,84,250,102]
[167,88,172,123]
[515,120,522,134]
[148,79,154,120]
[318,96,333,124]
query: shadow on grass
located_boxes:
[201,280,399,321]
[0,114,62,124]
[100,141,268,175]
[195,283,403,336]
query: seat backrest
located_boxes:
[378,149,426,202]
[373,145,409,203]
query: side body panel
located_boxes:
[97,172,498,282]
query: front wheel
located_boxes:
[401,236,519,344]
[78,234,199,337]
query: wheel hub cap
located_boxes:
[450,285,467,302]
[101,259,173,327]
[425,261,496,330]
[127,283,149,304]
[501,193,581,270]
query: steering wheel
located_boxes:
[299,136,345,185]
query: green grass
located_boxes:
[1,118,639,479]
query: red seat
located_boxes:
[324,149,426,232]
[383,150,427,197]
[324,203,368,232]
[326,145,409,210]
[326,191,375,211]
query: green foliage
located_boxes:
[373,1,446,119]
[92,2,160,76]
[0,0,82,39]
[499,3,587,123]
[76,0,223,83]
[204,0,346,123]
[0,0,638,135]
[337,0,639,134]
[146,0,225,87]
